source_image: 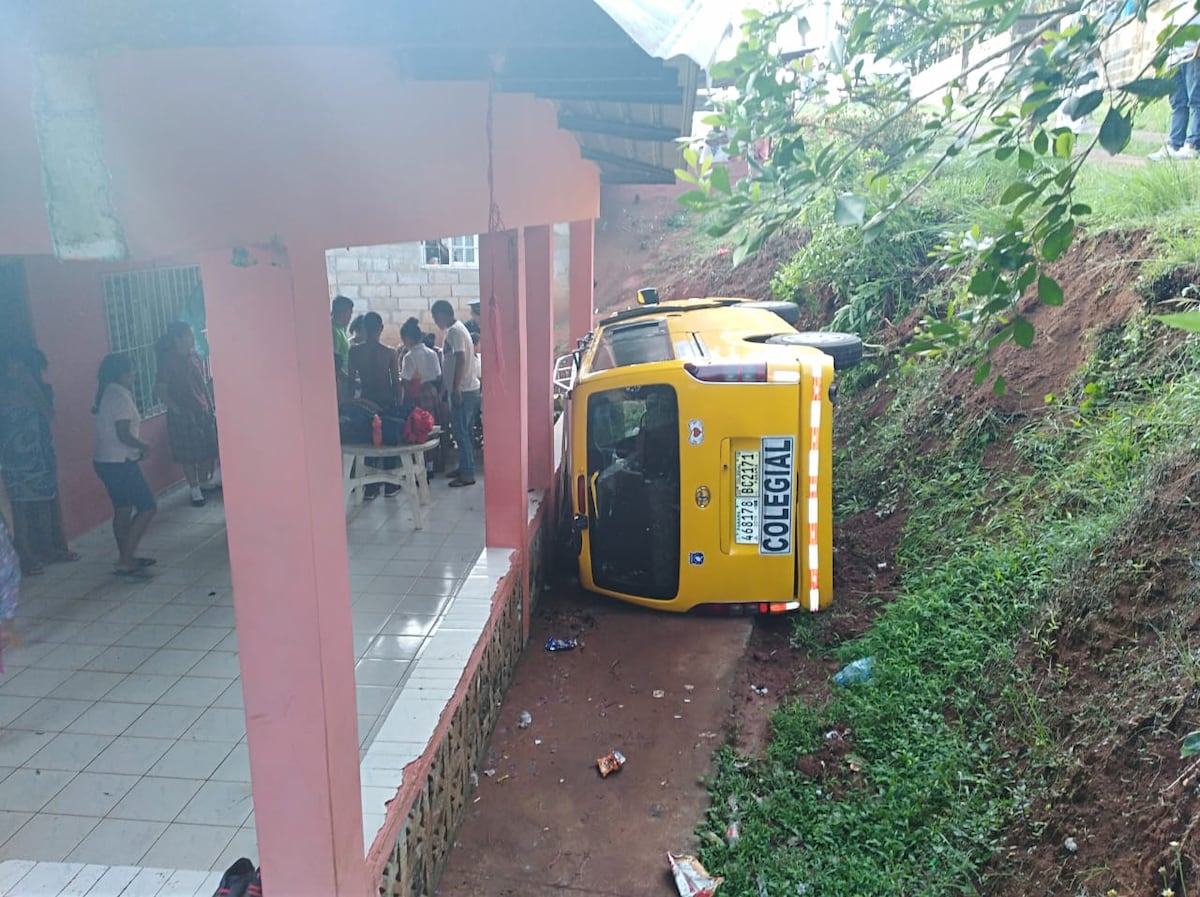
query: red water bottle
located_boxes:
[371,414,383,447]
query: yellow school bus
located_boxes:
[555,290,862,615]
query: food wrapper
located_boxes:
[596,749,626,777]
[668,853,723,897]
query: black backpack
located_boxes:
[338,401,376,444]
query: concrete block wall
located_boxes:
[325,242,480,344]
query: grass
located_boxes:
[697,310,1200,896]
[1075,156,1200,228]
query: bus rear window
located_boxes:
[590,321,673,372]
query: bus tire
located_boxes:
[766,331,864,370]
[741,300,802,326]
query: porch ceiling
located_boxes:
[0,0,729,186]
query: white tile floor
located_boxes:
[0,473,486,880]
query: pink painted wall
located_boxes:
[0,47,599,260]
[21,256,181,538]
[0,45,604,542]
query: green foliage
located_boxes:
[679,1,1192,387]
[1075,158,1200,226]
[772,154,1017,336]
[1156,311,1200,332]
[700,312,1200,896]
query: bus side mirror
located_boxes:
[637,287,659,306]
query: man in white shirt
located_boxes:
[432,300,482,486]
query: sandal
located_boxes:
[448,478,476,487]
[113,566,152,578]
[52,551,81,563]
[135,557,157,568]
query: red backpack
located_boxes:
[403,406,435,444]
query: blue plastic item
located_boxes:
[832,656,874,686]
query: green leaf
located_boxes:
[834,193,868,226]
[1120,77,1175,98]
[968,268,997,295]
[675,168,698,186]
[1183,731,1200,758]
[999,182,1035,204]
[1033,130,1049,155]
[676,190,709,210]
[1064,90,1104,120]
[992,374,1007,396]
[1038,274,1064,306]
[1017,148,1035,170]
[1042,221,1075,261]
[1154,311,1200,333]
[986,324,1014,352]
[710,165,732,196]
[683,146,699,168]
[994,145,1016,161]
[973,360,991,386]
[1054,131,1075,158]
[1013,316,1035,348]
[1098,107,1132,155]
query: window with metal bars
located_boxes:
[102,266,205,416]
[421,235,478,266]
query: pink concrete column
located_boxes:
[524,225,554,493]
[480,229,529,551]
[200,245,368,897]
[568,219,595,345]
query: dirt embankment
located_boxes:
[594,183,809,317]
[463,176,1197,897]
[594,182,1200,895]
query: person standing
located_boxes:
[0,472,21,669]
[431,300,481,487]
[399,317,446,476]
[92,354,157,577]
[0,347,77,575]
[156,322,220,507]
[331,295,354,402]
[399,317,443,409]
[348,312,402,408]
[1150,7,1200,161]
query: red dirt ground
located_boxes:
[435,585,752,897]
[983,452,1200,897]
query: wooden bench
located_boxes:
[341,428,441,527]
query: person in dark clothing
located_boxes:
[347,312,402,408]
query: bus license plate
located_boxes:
[734,450,759,497]
[733,450,761,544]
[734,497,759,544]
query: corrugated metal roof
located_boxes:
[594,0,736,70]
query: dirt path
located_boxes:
[435,585,752,897]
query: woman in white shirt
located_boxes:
[399,318,445,474]
[92,354,157,577]
[399,317,443,408]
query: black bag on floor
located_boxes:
[212,858,256,897]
